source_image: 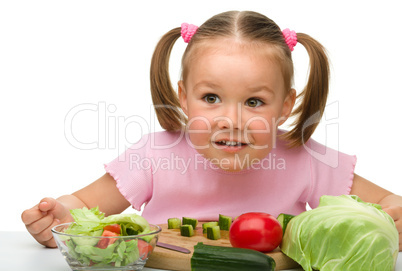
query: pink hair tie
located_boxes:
[282,28,297,51]
[181,23,198,43]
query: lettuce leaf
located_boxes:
[65,207,150,237]
[66,206,105,236]
[70,206,105,222]
[101,213,150,235]
[281,195,399,271]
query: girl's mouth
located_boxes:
[213,140,249,152]
[214,140,247,147]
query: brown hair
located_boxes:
[150,10,329,147]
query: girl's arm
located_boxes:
[350,174,402,250]
[72,173,131,216]
[21,173,130,247]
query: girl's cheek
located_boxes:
[244,117,271,135]
[244,118,276,147]
[186,116,212,148]
[187,116,212,132]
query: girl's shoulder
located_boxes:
[275,129,355,168]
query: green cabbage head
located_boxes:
[281,195,398,271]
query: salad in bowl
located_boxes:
[51,207,161,270]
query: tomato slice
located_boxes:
[103,224,121,234]
[137,239,153,260]
[97,230,119,249]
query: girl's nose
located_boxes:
[214,103,242,130]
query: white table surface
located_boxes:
[2,231,401,271]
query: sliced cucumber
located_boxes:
[202,222,218,233]
[277,213,295,236]
[182,217,198,229]
[180,224,194,237]
[206,225,221,240]
[218,214,232,231]
[167,218,181,229]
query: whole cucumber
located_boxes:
[191,242,275,270]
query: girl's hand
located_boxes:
[21,197,72,248]
[382,205,402,251]
[21,174,131,247]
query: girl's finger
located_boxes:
[36,218,60,248]
[25,213,54,235]
[38,197,57,212]
[39,197,68,221]
[21,205,46,225]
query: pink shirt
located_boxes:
[105,131,356,224]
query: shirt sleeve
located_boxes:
[304,138,357,209]
[104,134,153,211]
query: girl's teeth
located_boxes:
[219,140,242,146]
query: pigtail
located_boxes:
[150,27,186,131]
[283,33,330,148]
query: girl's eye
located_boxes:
[246,98,264,107]
[203,94,221,104]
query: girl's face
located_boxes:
[179,39,295,171]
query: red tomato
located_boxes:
[97,238,109,249]
[97,230,119,249]
[229,212,282,252]
[137,239,153,260]
[103,224,121,234]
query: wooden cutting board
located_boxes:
[146,224,300,270]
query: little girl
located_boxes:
[22,10,402,250]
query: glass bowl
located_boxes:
[51,222,161,271]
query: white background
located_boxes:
[1,0,401,231]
